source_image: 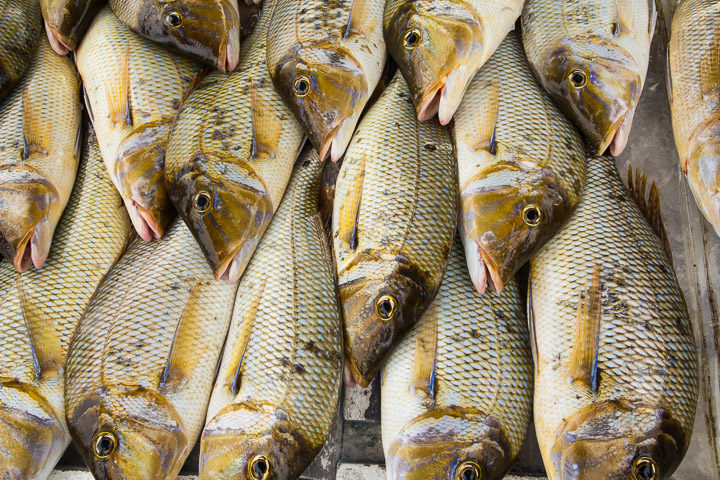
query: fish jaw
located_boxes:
[460,236,504,295]
[217,24,240,73]
[330,111,361,162]
[416,80,444,122]
[43,21,71,55]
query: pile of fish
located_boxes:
[0,0,710,479]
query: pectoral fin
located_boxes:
[699,28,720,99]
[250,88,281,160]
[105,45,132,125]
[615,0,634,36]
[22,87,50,160]
[568,265,602,392]
[345,0,372,38]
[470,76,499,155]
[17,278,63,380]
[527,280,538,377]
[337,154,365,250]
[411,311,438,398]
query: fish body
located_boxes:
[384,0,522,125]
[266,0,387,161]
[668,0,720,236]
[522,0,656,155]
[109,0,241,72]
[332,72,457,387]
[0,129,131,480]
[454,31,586,294]
[40,0,104,54]
[0,0,42,101]
[0,37,82,272]
[165,0,304,283]
[77,8,203,241]
[530,154,698,480]
[200,146,342,480]
[381,239,533,480]
[65,219,238,480]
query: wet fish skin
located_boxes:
[0,129,132,480]
[522,0,656,155]
[266,0,387,161]
[332,72,457,387]
[454,31,586,294]
[383,0,522,125]
[109,0,241,72]
[0,37,82,272]
[40,0,104,54]
[77,8,203,242]
[668,0,720,236]
[65,219,238,480]
[165,0,304,283]
[0,0,42,101]
[530,154,698,480]
[200,146,342,480]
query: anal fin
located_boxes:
[17,278,63,381]
[568,265,602,392]
[410,311,438,398]
[627,166,673,262]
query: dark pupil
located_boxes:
[526,207,539,222]
[406,32,419,45]
[572,72,585,85]
[637,462,653,480]
[252,459,268,477]
[379,299,392,316]
[168,13,181,26]
[98,437,113,454]
[297,80,308,93]
[196,194,209,210]
[462,469,477,480]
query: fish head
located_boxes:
[687,129,720,234]
[384,0,482,124]
[0,165,60,272]
[41,0,104,53]
[272,45,367,161]
[200,403,312,480]
[459,164,572,294]
[550,400,687,480]
[535,41,641,156]
[167,152,273,283]
[385,407,513,480]
[68,387,189,480]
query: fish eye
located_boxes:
[632,456,657,480]
[248,454,271,480]
[164,11,183,28]
[293,76,311,97]
[375,295,398,322]
[522,204,542,227]
[403,28,422,49]
[193,191,212,213]
[92,431,117,459]
[455,460,482,480]
[568,69,587,89]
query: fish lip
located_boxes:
[126,201,163,242]
[318,123,343,162]
[474,246,504,294]
[597,112,628,155]
[214,244,246,284]
[219,30,240,73]
[11,231,33,272]
[44,21,71,55]
[416,79,446,122]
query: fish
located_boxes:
[200,145,343,480]
[332,71,457,387]
[384,0,523,125]
[381,238,533,480]
[165,0,304,283]
[266,0,387,161]
[64,218,239,480]
[77,8,203,242]
[521,0,656,155]
[0,0,42,101]
[108,0,241,72]
[454,31,586,295]
[0,36,82,272]
[667,0,720,236]
[40,0,104,54]
[529,154,698,480]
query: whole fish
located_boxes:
[65,219,238,480]
[0,129,131,480]
[266,0,387,161]
[200,146,342,480]
[668,0,720,236]
[381,238,533,480]
[40,0,104,54]
[0,0,42,101]
[384,0,523,125]
[522,0,656,155]
[0,37,82,272]
[109,0,241,72]
[530,154,698,480]
[454,31,586,294]
[77,8,203,241]
[165,0,304,283]
[332,72,457,387]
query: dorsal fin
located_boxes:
[250,87,282,160]
[627,166,673,261]
[568,265,602,392]
[337,154,365,250]
[470,75,499,154]
[410,310,438,398]
[699,27,720,99]
[105,45,132,125]
[22,87,50,160]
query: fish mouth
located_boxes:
[416,67,470,125]
[326,112,360,162]
[44,22,71,55]
[126,201,164,242]
[218,29,240,73]
[597,112,629,156]
[214,243,254,284]
[470,244,504,294]
[6,222,53,272]
[416,79,445,122]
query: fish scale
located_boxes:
[0,0,42,101]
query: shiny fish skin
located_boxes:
[0,0,42,101]
[668,0,720,236]
[332,72,457,387]
[384,0,522,125]
[530,154,698,480]
[522,0,656,155]
[0,129,131,480]
[65,219,238,480]
[200,146,342,480]
[40,0,104,54]
[0,37,82,272]
[109,0,241,72]
[78,8,202,242]
[381,239,533,480]
[266,0,387,161]
[454,31,586,295]
[165,0,304,283]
